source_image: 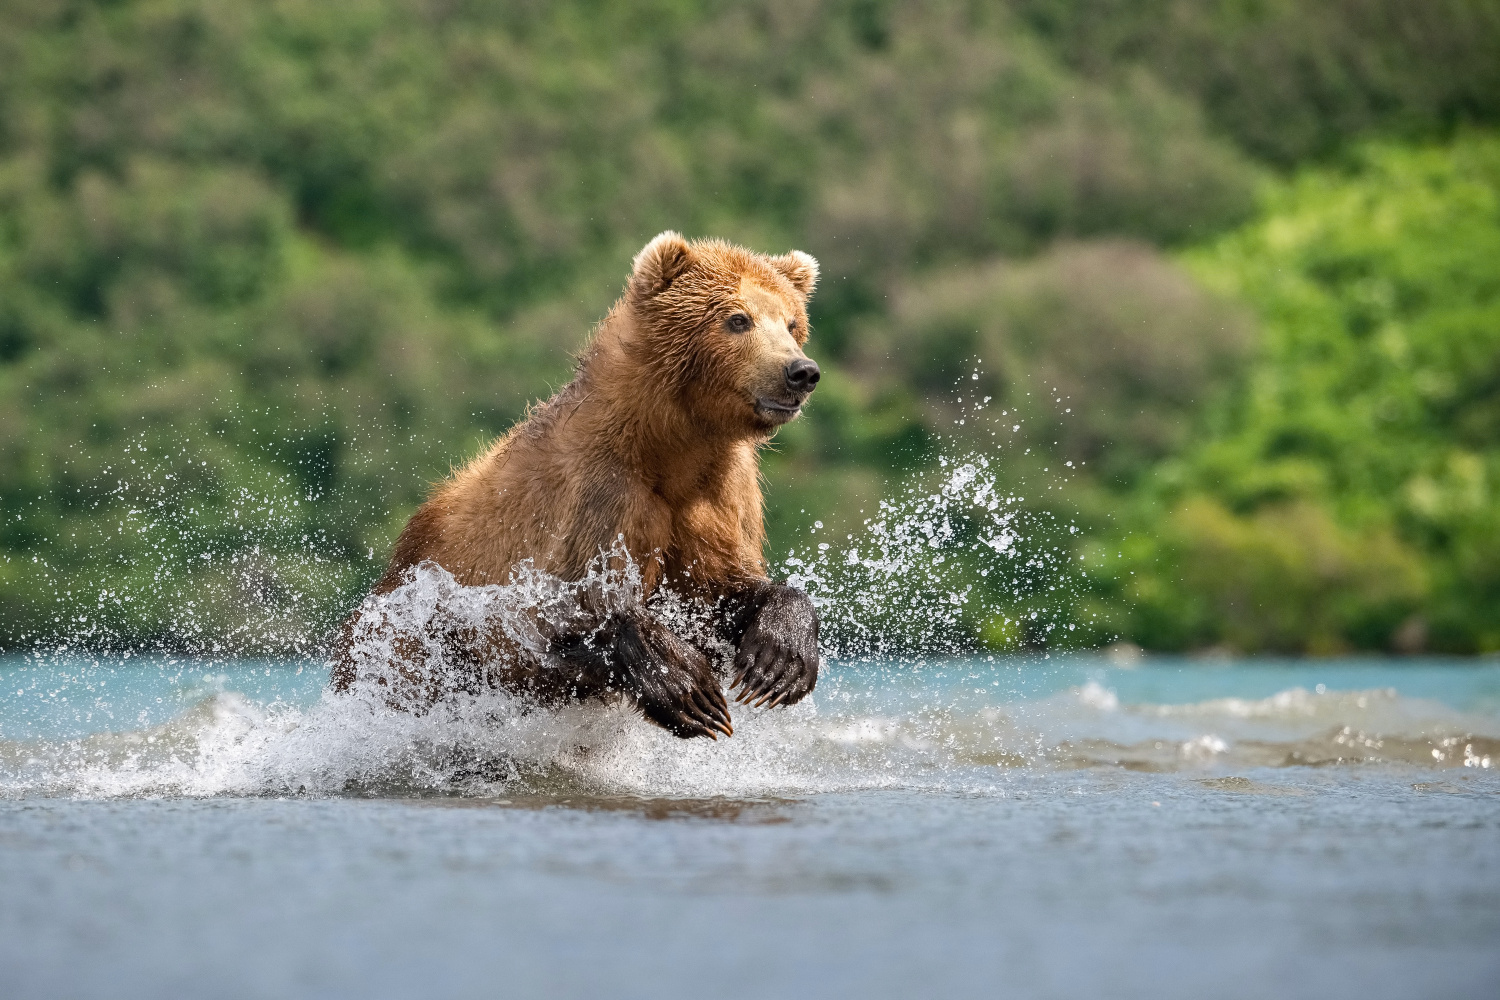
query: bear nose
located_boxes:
[785,358,821,394]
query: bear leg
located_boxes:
[550,610,733,739]
[722,583,821,709]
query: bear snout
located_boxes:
[784,358,821,394]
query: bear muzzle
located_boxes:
[754,359,820,425]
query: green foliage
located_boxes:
[0,0,1496,653]
[864,240,1253,487]
[1099,134,1500,653]
[1014,0,1500,164]
[0,0,1267,649]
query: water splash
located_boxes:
[780,452,1087,656]
[3,654,1495,800]
[7,427,373,657]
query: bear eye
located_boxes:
[787,318,798,334]
[726,313,753,333]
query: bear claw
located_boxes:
[645,688,733,739]
[731,642,817,710]
[727,585,820,711]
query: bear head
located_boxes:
[623,231,820,438]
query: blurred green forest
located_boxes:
[1,0,1497,655]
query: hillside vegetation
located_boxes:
[1099,137,1500,654]
[1,0,1497,654]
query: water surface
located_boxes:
[2,654,1497,998]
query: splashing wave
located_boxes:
[3,654,1495,800]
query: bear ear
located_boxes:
[630,231,695,300]
[769,250,819,299]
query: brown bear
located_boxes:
[331,232,823,739]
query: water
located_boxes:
[2,653,1497,999]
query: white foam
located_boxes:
[6,668,1500,800]
[1074,680,1120,711]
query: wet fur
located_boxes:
[332,233,823,738]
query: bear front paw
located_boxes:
[616,616,733,740]
[731,589,820,709]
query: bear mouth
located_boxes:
[754,396,804,423]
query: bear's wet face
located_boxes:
[730,277,820,429]
[625,231,821,439]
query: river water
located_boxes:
[1,652,1496,998]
